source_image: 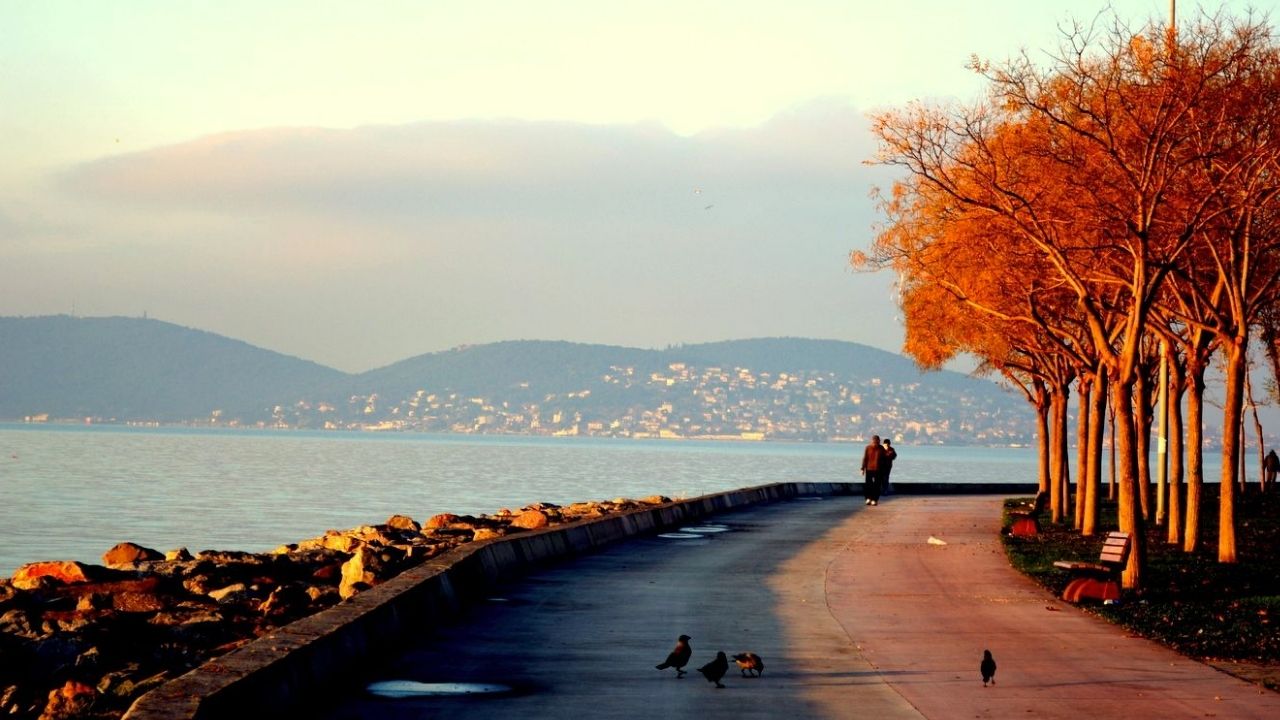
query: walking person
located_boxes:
[1266,449,1279,490]
[881,438,898,494]
[861,434,886,505]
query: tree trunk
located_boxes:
[1156,344,1169,527]
[1219,341,1245,564]
[1075,377,1090,530]
[1084,366,1108,536]
[1109,400,1118,501]
[1166,355,1185,546]
[1184,359,1207,553]
[1135,368,1153,522]
[1111,376,1145,589]
[1035,381,1050,495]
[1049,383,1070,524]
[1246,370,1263,493]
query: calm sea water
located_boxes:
[1,423,1234,576]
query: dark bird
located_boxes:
[732,652,764,677]
[981,649,997,686]
[697,651,729,688]
[655,634,693,678]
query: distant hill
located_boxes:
[0,316,1032,443]
[0,316,345,421]
[348,340,672,402]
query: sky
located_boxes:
[0,0,1260,373]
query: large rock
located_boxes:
[320,532,362,554]
[37,680,94,720]
[509,509,550,530]
[423,513,460,529]
[102,542,164,567]
[385,514,420,532]
[165,547,193,562]
[207,583,251,604]
[338,546,403,599]
[11,561,99,590]
[259,583,309,618]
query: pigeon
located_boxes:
[655,634,693,678]
[981,649,997,686]
[698,651,730,688]
[732,652,764,677]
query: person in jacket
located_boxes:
[861,435,886,505]
[881,438,898,494]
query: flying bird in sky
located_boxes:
[655,634,693,678]
[698,651,729,688]
[981,649,997,686]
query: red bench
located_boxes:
[1052,531,1130,603]
[1009,491,1048,537]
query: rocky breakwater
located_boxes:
[0,496,671,720]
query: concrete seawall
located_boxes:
[123,481,1035,719]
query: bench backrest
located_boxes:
[1099,531,1131,569]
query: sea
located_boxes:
[0,423,1248,576]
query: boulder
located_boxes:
[386,514,420,532]
[641,495,672,505]
[0,582,17,610]
[195,550,261,565]
[306,586,338,604]
[166,547,193,562]
[320,532,362,554]
[102,542,164,567]
[471,528,503,542]
[0,608,35,636]
[509,509,550,530]
[259,583,309,618]
[37,680,95,720]
[11,561,100,590]
[51,576,166,614]
[339,546,393,599]
[311,563,341,582]
[113,589,167,613]
[424,513,460,529]
[183,575,214,595]
[207,583,251,604]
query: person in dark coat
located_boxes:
[1266,449,1279,488]
[881,438,898,494]
[861,435,886,505]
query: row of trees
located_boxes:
[856,11,1280,589]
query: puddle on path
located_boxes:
[367,680,513,698]
[657,532,704,539]
[679,525,730,534]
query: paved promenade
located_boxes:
[321,494,1280,719]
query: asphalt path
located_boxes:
[319,494,1280,719]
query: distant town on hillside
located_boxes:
[0,315,1050,446]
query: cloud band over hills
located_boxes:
[3,102,897,372]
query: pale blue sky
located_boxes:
[0,0,1259,371]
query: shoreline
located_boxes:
[1,493,682,719]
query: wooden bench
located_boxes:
[1052,531,1130,603]
[1008,491,1048,537]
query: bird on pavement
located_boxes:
[655,634,693,678]
[981,649,997,686]
[732,652,764,677]
[698,651,730,688]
